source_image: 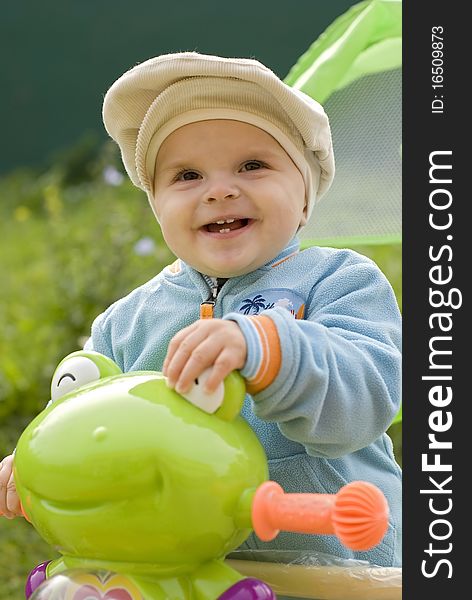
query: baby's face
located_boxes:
[152,120,306,277]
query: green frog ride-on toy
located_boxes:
[8,350,389,600]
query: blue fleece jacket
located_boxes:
[84,237,402,566]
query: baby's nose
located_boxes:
[205,176,240,202]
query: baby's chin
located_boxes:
[190,260,266,279]
[180,242,288,278]
[197,266,255,278]
[188,248,286,278]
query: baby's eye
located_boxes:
[175,169,200,181]
[241,160,266,172]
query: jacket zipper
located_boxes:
[200,277,226,319]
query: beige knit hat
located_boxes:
[102,51,335,220]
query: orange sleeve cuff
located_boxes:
[246,315,282,395]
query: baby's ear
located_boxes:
[298,201,308,228]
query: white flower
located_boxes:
[134,237,156,256]
[103,165,124,186]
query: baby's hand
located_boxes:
[163,319,246,395]
[0,454,22,519]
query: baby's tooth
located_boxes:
[225,219,235,224]
[216,220,225,224]
[219,228,230,233]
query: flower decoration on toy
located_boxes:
[28,569,144,600]
[11,351,389,600]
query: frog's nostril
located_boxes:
[153,470,164,495]
[92,426,108,442]
[31,426,42,439]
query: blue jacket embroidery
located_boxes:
[239,288,306,318]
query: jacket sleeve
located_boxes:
[83,310,115,360]
[223,259,402,459]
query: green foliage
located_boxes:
[0,517,56,600]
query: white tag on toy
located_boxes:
[179,369,224,414]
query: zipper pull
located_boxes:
[200,278,227,319]
[200,297,215,319]
[200,282,218,319]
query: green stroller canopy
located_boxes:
[285,0,402,248]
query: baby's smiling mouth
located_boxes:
[203,218,251,233]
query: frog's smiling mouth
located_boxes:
[26,488,161,518]
[39,497,129,515]
[22,469,164,517]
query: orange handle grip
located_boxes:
[252,480,389,551]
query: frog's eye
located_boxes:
[50,356,101,401]
[179,369,224,414]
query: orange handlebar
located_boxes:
[252,480,389,551]
[3,481,388,551]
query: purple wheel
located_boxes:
[25,561,51,599]
[218,577,276,600]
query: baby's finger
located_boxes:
[165,328,212,387]
[174,339,222,394]
[0,455,13,472]
[203,349,241,394]
[0,457,13,515]
[6,472,21,517]
[162,322,204,375]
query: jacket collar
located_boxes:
[265,237,300,268]
[180,237,301,299]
